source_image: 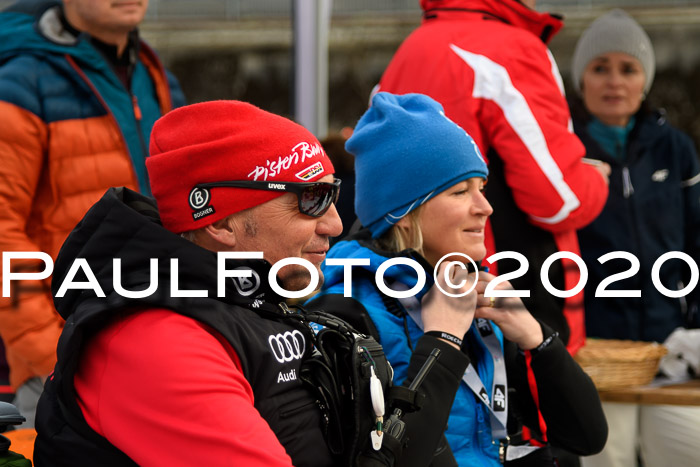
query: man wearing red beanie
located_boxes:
[33,100,472,466]
[31,100,341,466]
[146,100,341,292]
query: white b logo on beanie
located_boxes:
[189,187,210,210]
[188,187,216,221]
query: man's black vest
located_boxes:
[33,188,335,466]
[34,289,334,466]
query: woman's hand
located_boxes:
[420,261,478,349]
[474,271,543,350]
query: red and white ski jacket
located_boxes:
[379,0,609,353]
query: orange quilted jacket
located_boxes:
[0,2,184,389]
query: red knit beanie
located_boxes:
[146,100,335,233]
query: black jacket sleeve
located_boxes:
[506,322,608,456]
[398,335,469,467]
[679,134,700,324]
[307,294,469,466]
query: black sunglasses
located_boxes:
[196,178,341,217]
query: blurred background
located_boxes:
[5,0,699,146]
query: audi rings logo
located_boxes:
[268,330,306,363]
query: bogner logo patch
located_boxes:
[189,187,215,221]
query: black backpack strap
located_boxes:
[306,294,381,339]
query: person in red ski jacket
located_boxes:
[378,0,610,353]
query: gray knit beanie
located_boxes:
[571,9,655,95]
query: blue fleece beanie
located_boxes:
[347,92,488,238]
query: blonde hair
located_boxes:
[375,206,425,255]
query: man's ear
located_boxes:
[201,217,237,249]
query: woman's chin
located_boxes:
[466,245,487,263]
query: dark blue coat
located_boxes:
[575,109,700,342]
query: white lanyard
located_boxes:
[390,283,509,440]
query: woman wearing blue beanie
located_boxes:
[310,92,607,466]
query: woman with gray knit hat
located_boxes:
[569,9,700,467]
[311,92,607,466]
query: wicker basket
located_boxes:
[574,339,668,391]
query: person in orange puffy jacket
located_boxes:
[0,0,185,427]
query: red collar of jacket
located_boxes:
[420,0,563,44]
